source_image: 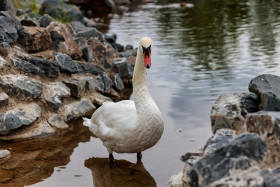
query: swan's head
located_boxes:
[139,37,153,69]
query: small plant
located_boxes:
[13,0,40,15]
[52,0,71,24]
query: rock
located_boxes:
[120,50,136,58]
[77,61,105,75]
[44,82,71,110]
[169,172,184,187]
[0,150,10,159]
[17,26,52,52]
[20,19,38,27]
[261,166,280,186]
[112,42,124,52]
[210,92,259,134]
[246,111,280,145]
[0,41,10,49]
[81,0,114,13]
[115,0,130,5]
[74,37,92,62]
[187,133,267,186]
[63,99,96,122]
[0,103,41,135]
[113,73,124,92]
[0,16,18,44]
[76,27,103,40]
[112,58,134,78]
[203,128,235,155]
[0,92,9,106]
[105,34,116,44]
[89,92,112,106]
[54,53,80,73]
[0,121,55,140]
[40,0,84,23]
[0,56,7,69]
[38,14,54,28]
[95,73,113,94]
[29,57,60,78]
[83,17,97,27]
[82,76,95,91]
[71,21,89,32]
[249,74,280,111]
[47,21,83,59]
[0,74,43,99]
[11,57,42,74]
[48,114,68,129]
[63,77,86,98]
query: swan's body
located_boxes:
[83,37,164,161]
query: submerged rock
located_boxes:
[17,26,52,52]
[0,75,43,99]
[0,103,41,135]
[210,92,259,134]
[44,82,71,110]
[249,74,280,111]
[187,133,267,186]
[63,99,96,122]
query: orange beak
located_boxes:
[144,52,151,69]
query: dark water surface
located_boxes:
[2,0,280,186]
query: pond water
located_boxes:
[2,0,280,186]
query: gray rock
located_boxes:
[113,58,134,78]
[38,14,54,28]
[203,128,235,155]
[210,92,259,134]
[120,50,136,58]
[0,75,43,99]
[63,99,96,122]
[95,73,113,94]
[0,150,10,159]
[111,42,124,52]
[0,92,9,106]
[76,61,105,75]
[0,16,18,44]
[11,57,42,74]
[249,74,280,111]
[29,57,60,78]
[246,111,280,145]
[89,92,112,106]
[115,0,130,5]
[48,114,68,129]
[82,76,95,92]
[113,73,124,92]
[54,53,80,74]
[63,77,86,98]
[76,28,103,40]
[83,17,97,27]
[44,82,71,110]
[105,34,116,44]
[71,21,89,32]
[0,41,10,49]
[187,133,267,187]
[0,103,41,135]
[261,167,280,187]
[0,56,7,69]
[74,37,92,62]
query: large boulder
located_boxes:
[246,111,280,145]
[0,75,43,99]
[249,74,280,111]
[44,82,71,110]
[17,26,52,52]
[210,92,259,134]
[47,21,83,60]
[0,16,18,44]
[63,99,96,122]
[0,103,41,135]
[187,133,267,186]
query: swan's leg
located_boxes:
[137,152,142,161]
[109,153,114,166]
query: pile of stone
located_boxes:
[170,74,280,187]
[0,0,137,144]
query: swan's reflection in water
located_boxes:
[85,158,156,187]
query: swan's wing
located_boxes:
[90,100,137,140]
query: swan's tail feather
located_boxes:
[83,117,92,127]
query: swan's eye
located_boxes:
[142,45,151,56]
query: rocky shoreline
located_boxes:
[170,74,280,187]
[0,0,136,148]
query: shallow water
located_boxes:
[2,0,280,186]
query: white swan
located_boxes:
[83,37,164,164]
